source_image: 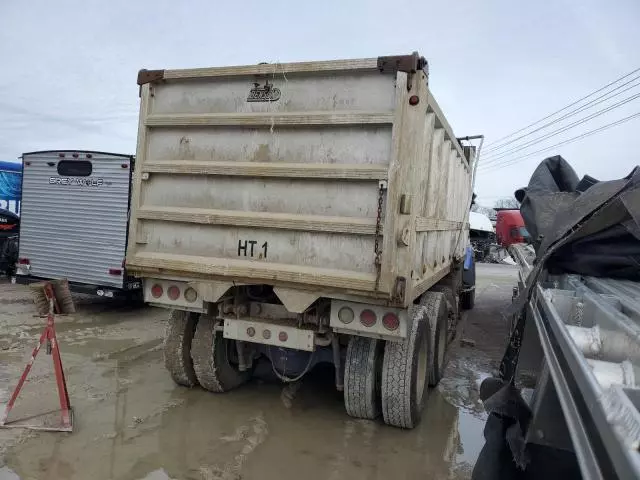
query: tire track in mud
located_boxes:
[200,414,269,480]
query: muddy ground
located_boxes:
[0,264,518,480]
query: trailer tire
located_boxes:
[381,303,431,429]
[344,337,383,420]
[425,292,449,387]
[191,314,251,392]
[164,310,199,387]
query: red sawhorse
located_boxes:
[0,282,73,432]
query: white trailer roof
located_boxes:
[469,211,494,233]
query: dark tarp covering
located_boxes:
[472,156,640,480]
[515,155,640,279]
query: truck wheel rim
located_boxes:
[416,334,428,404]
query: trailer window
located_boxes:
[57,160,92,176]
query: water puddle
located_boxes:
[1,365,488,480]
[0,466,20,480]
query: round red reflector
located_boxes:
[409,95,420,105]
[382,312,400,331]
[167,285,180,300]
[72,153,79,158]
[247,327,255,337]
[58,153,65,158]
[262,329,271,340]
[151,284,163,298]
[86,153,92,158]
[279,331,288,342]
[360,309,377,327]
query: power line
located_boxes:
[477,111,640,174]
[483,75,640,155]
[485,66,640,148]
[479,92,640,166]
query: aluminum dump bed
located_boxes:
[126,53,473,306]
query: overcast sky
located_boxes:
[1,0,639,206]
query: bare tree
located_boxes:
[494,197,519,209]
[471,204,496,218]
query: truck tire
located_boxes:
[191,314,251,392]
[431,285,459,342]
[344,337,383,419]
[424,292,449,387]
[461,288,475,310]
[381,303,431,429]
[461,253,476,311]
[164,310,199,387]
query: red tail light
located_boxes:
[382,312,400,331]
[151,284,163,298]
[167,285,180,300]
[108,268,122,275]
[72,153,79,158]
[18,258,30,265]
[360,309,377,327]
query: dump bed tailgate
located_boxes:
[127,55,472,303]
[127,59,404,296]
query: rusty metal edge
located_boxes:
[376,52,427,74]
[137,69,165,86]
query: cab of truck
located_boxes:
[495,209,529,247]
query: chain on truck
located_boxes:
[126,52,480,428]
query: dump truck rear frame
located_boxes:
[127,53,477,428]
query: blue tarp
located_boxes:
[0,161,22,215]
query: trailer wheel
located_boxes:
[381,303,431,429]
[344,337,383,419]
[424,292,449,387]
[191,314,251,392]
[164,310,199,387]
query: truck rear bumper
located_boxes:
[15,274,140,297]
[222,317,316,351]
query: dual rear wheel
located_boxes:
[164,311,250,392]
[343,291,451,428]
[164,289,452,429]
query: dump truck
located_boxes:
[126,53,477,428]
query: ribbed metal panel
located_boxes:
[18,151,132,287]
[533,274,640,480]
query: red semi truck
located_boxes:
[495,209,529,247]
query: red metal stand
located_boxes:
[0,283,73,432]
